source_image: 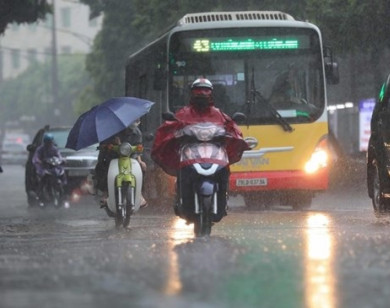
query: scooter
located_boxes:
[39,156,66,208]
[175,122,230,237]
[101,142,143,228]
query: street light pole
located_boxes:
[51,0,59,109]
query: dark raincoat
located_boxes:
[151,102,250,176]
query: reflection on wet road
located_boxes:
[305,213,335,308]
[164,218,193,295]
[2,165,390,308]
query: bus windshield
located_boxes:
[169,27,324,124]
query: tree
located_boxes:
[0,0,51,35]
[306,0,390,98]
[79,0,142,102]
[0,55,91,126]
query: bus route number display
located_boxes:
[192,38,299,52]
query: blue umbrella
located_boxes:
[66,97,154,150]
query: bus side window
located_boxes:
[213,84,231,113]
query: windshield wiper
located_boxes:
[254,90,294,132]
[248,67,294,133]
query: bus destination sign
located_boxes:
[192,38,299,52]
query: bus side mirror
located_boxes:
[26,144,36,152]
[325,61,339,85]
[324,46,339,85]
[144,133,154,142]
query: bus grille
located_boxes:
[178,11,294,25]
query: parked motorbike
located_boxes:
[39,156,66,208]
[174,121,232,237]
[100,142,143,228]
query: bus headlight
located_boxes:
[304,138,328,174]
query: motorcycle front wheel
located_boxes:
[114,186,123,227]
[42,177,63,208]
[122,184,134,227]
[194,195,213,237]
[51,182,63,208]
[115,184,134,228]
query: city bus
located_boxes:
[125,11,339,209]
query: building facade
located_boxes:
[0,0,102,80]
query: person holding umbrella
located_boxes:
[95,118,147,208]
[65,97,154,211]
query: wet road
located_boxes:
[1,165,390,308]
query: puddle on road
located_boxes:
[0,224,30,233]
[57,220,101,227]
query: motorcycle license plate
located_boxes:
[236,178,268,186]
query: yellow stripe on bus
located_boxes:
[232,122,328,172]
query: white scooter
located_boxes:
[102,142,143,228]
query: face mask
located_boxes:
[192,96,209,109]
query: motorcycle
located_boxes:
[174,121,232,237]
[39,156,66,208]
[99,142,143,228]
[152,111,248,237]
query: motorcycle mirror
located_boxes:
[26,144,35,152]
[144,133,154,141]
[162,112,177,121]
[232,112,247,124]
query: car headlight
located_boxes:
[119,142,132,157]
[304,138,328,174]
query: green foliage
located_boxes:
[307,0,390,54]
[79,0,142,102]
[73,85,101,115]
[0,0,51,34]
[0,55,90,124]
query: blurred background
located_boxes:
[0,0,389,163]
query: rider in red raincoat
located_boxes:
[152,78,249,175]
[152,78,250,222]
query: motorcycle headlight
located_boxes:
[119,142,132,157]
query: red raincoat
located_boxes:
[151,102,250,176]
